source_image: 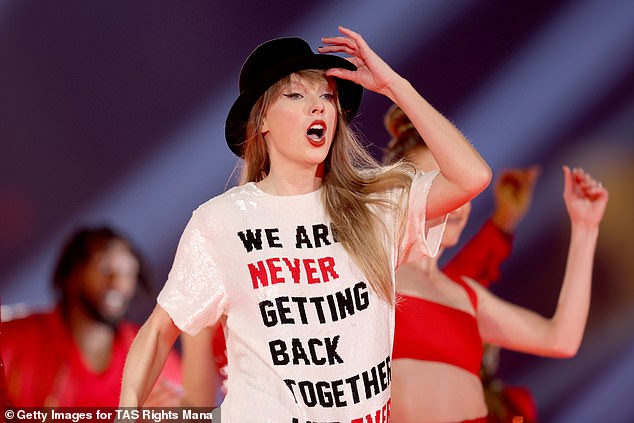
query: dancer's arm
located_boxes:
[474,167,608,357]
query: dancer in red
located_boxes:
[383,111,607,422]
[385,104,541,423]
[0,226,181,407]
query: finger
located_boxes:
[320,36,357,51]
[337,26,370,51]
[318,45,357,57]
[572,167,586,183]
[562,165,573,196]
[577,173,603,193]
[584,186,606,199]
[338,25,372,52]
[578,174,600,193]
[526,165,541,185]
[579,183,598,195]
[325,67,358,82]
[338,25,358,37]
[582,172,600,187]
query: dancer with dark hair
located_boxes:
[0,226,181,406]
[118,27,491,422]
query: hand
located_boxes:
[563,166,608,228]
[319,26,399,96]
[143,378,184,407]
[491,166,541,233]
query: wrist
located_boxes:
[570,221,600,237]
[383,75,412,103]
[491,210,518,234]
[118,388,140,408]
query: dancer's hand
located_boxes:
[143,378,184,407]
[319,26,399,97]
[563,166,608,228]
[492,166,541,233]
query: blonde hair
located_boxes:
[382,104,429,165]
[240,70,414,305]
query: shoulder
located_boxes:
[196,184,252,210]
[1,309,55,333]
[194,183,261,217]
[185,183,261,233]
[1,310,60,353]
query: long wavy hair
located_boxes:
[239,70,414,305]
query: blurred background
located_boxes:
[1,0,633,420]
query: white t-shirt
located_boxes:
[158,171,445,423]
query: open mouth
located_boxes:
[104,290,126,310]
[306,121,326,146]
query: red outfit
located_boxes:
[395,219,537,422]
[0,308,181,406]
[392,279,482,375]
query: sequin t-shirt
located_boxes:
[158,171,445,423]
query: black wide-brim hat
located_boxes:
[225,37,363,157]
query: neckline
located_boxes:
[248,181,323,199]
[397,292,476,317]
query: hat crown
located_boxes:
[225,36,362,157]
[239,37,313,93]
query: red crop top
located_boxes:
[392,277,483,376]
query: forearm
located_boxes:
[385,77,491,200]
[181,327,219,407]
[548,223,599,357]
[119,306,180,407]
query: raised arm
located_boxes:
[119,304,181,407]
[320,26,491,219]
[474,166,608,357]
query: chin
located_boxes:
[304,150,329,166]
[441,235,461,248]
[100,311,126,327]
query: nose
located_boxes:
[107,271,136,292]
[308,96,325,115]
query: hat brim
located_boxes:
[225,54,362,158]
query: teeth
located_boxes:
[104,290,125,309]
[307,123,325,141]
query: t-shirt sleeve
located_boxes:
[397,170,447,267]
[157,210,228,336]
